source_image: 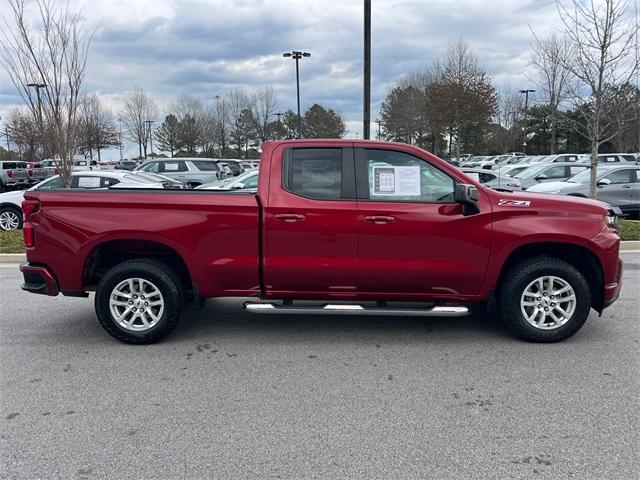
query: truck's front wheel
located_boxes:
[95,259,184,344]
[498,257,591,342]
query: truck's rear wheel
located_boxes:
[95,259,183,344]
[498,257,591,342]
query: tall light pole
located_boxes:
[283,51,310,138]
[375,119,382,140]
[144,120,155,157]
[271,112,284,139]
[519,89,535,154]
[363,0,371,139]
[118,119,124,161]
[26,82,47,159]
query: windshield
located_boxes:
[513,164,548,179]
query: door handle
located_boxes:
[274,213,306,222]
[622,185,631,189]
[364,215,395,224]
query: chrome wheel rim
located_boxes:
[109,278,164,331]
[0,210,20,230]
[521,276,576,330]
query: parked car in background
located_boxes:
[527,165,639,219]
[577,153,637,164]
[0,161,30,191]
[73,159,99,171]
[196,169,259,190]
[0,170,185,230]
[460,168,521,191]
[135,158,225,187]
[220,160,244,176]
[119,160,139,171]
[512,162,590,190]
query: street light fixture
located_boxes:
[26,83,47,159]
[270,112,284,139]
[519,89,535,154]
[283,51,310,138]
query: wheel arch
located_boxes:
[82,238,193,295]
[496,242,604,312]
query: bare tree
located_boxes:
[212,96,230,157]
[120,87,157,159]
[77,93,118,161]
[493,86,524,153]
[0,0,92,186]
[529,32,575,154]
[556,0,639,198]
[251,86,278,142]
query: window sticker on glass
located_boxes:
[372,166,420,196]
[78,176,101,188]
[164,162,180,171]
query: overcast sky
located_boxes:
[0,0,569,157]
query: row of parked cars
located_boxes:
[0,158,261,230]
[455,152,639,219]
[0,157,260,193]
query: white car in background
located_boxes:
[195,169,259,190]
[0,171,183,230]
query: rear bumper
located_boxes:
[603,257,623,308]
[19,263,59,296]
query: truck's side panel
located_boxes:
[24,190,260,297]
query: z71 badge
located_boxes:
[498,199,531,207]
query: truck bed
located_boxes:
[24,189,260,297]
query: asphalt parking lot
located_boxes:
[1,253,638,480]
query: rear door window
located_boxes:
[284,148,343,200]
[191,161,219,171]
[160,161,187,173]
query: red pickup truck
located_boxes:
[19,140,623,344]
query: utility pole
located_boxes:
[144,120,155,157]
[283,51,311,138]
[363,0,371,139]
[118,119,124,161]
[26,82,47,159]
[271,112,284,139]
[519,89,535,154]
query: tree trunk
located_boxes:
[589,141,598,199]
[97,147,101,162]
[138,141,142,159]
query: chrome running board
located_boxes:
[244,302,469,317]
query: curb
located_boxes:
[1,241,639,264]
[0,253,25,263]
[620,241,640,251]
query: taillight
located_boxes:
[27,169,34,176]
[54,168,59,174]
[22,199,40,248]
[7,169,12,178]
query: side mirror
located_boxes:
[535,173,548,180]
[454,183,480,216]
[232,183,245,189]
[597,178,611,186]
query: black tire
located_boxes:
[0,206,23,231]
[498,256,592,343]
[95,259,184,344]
